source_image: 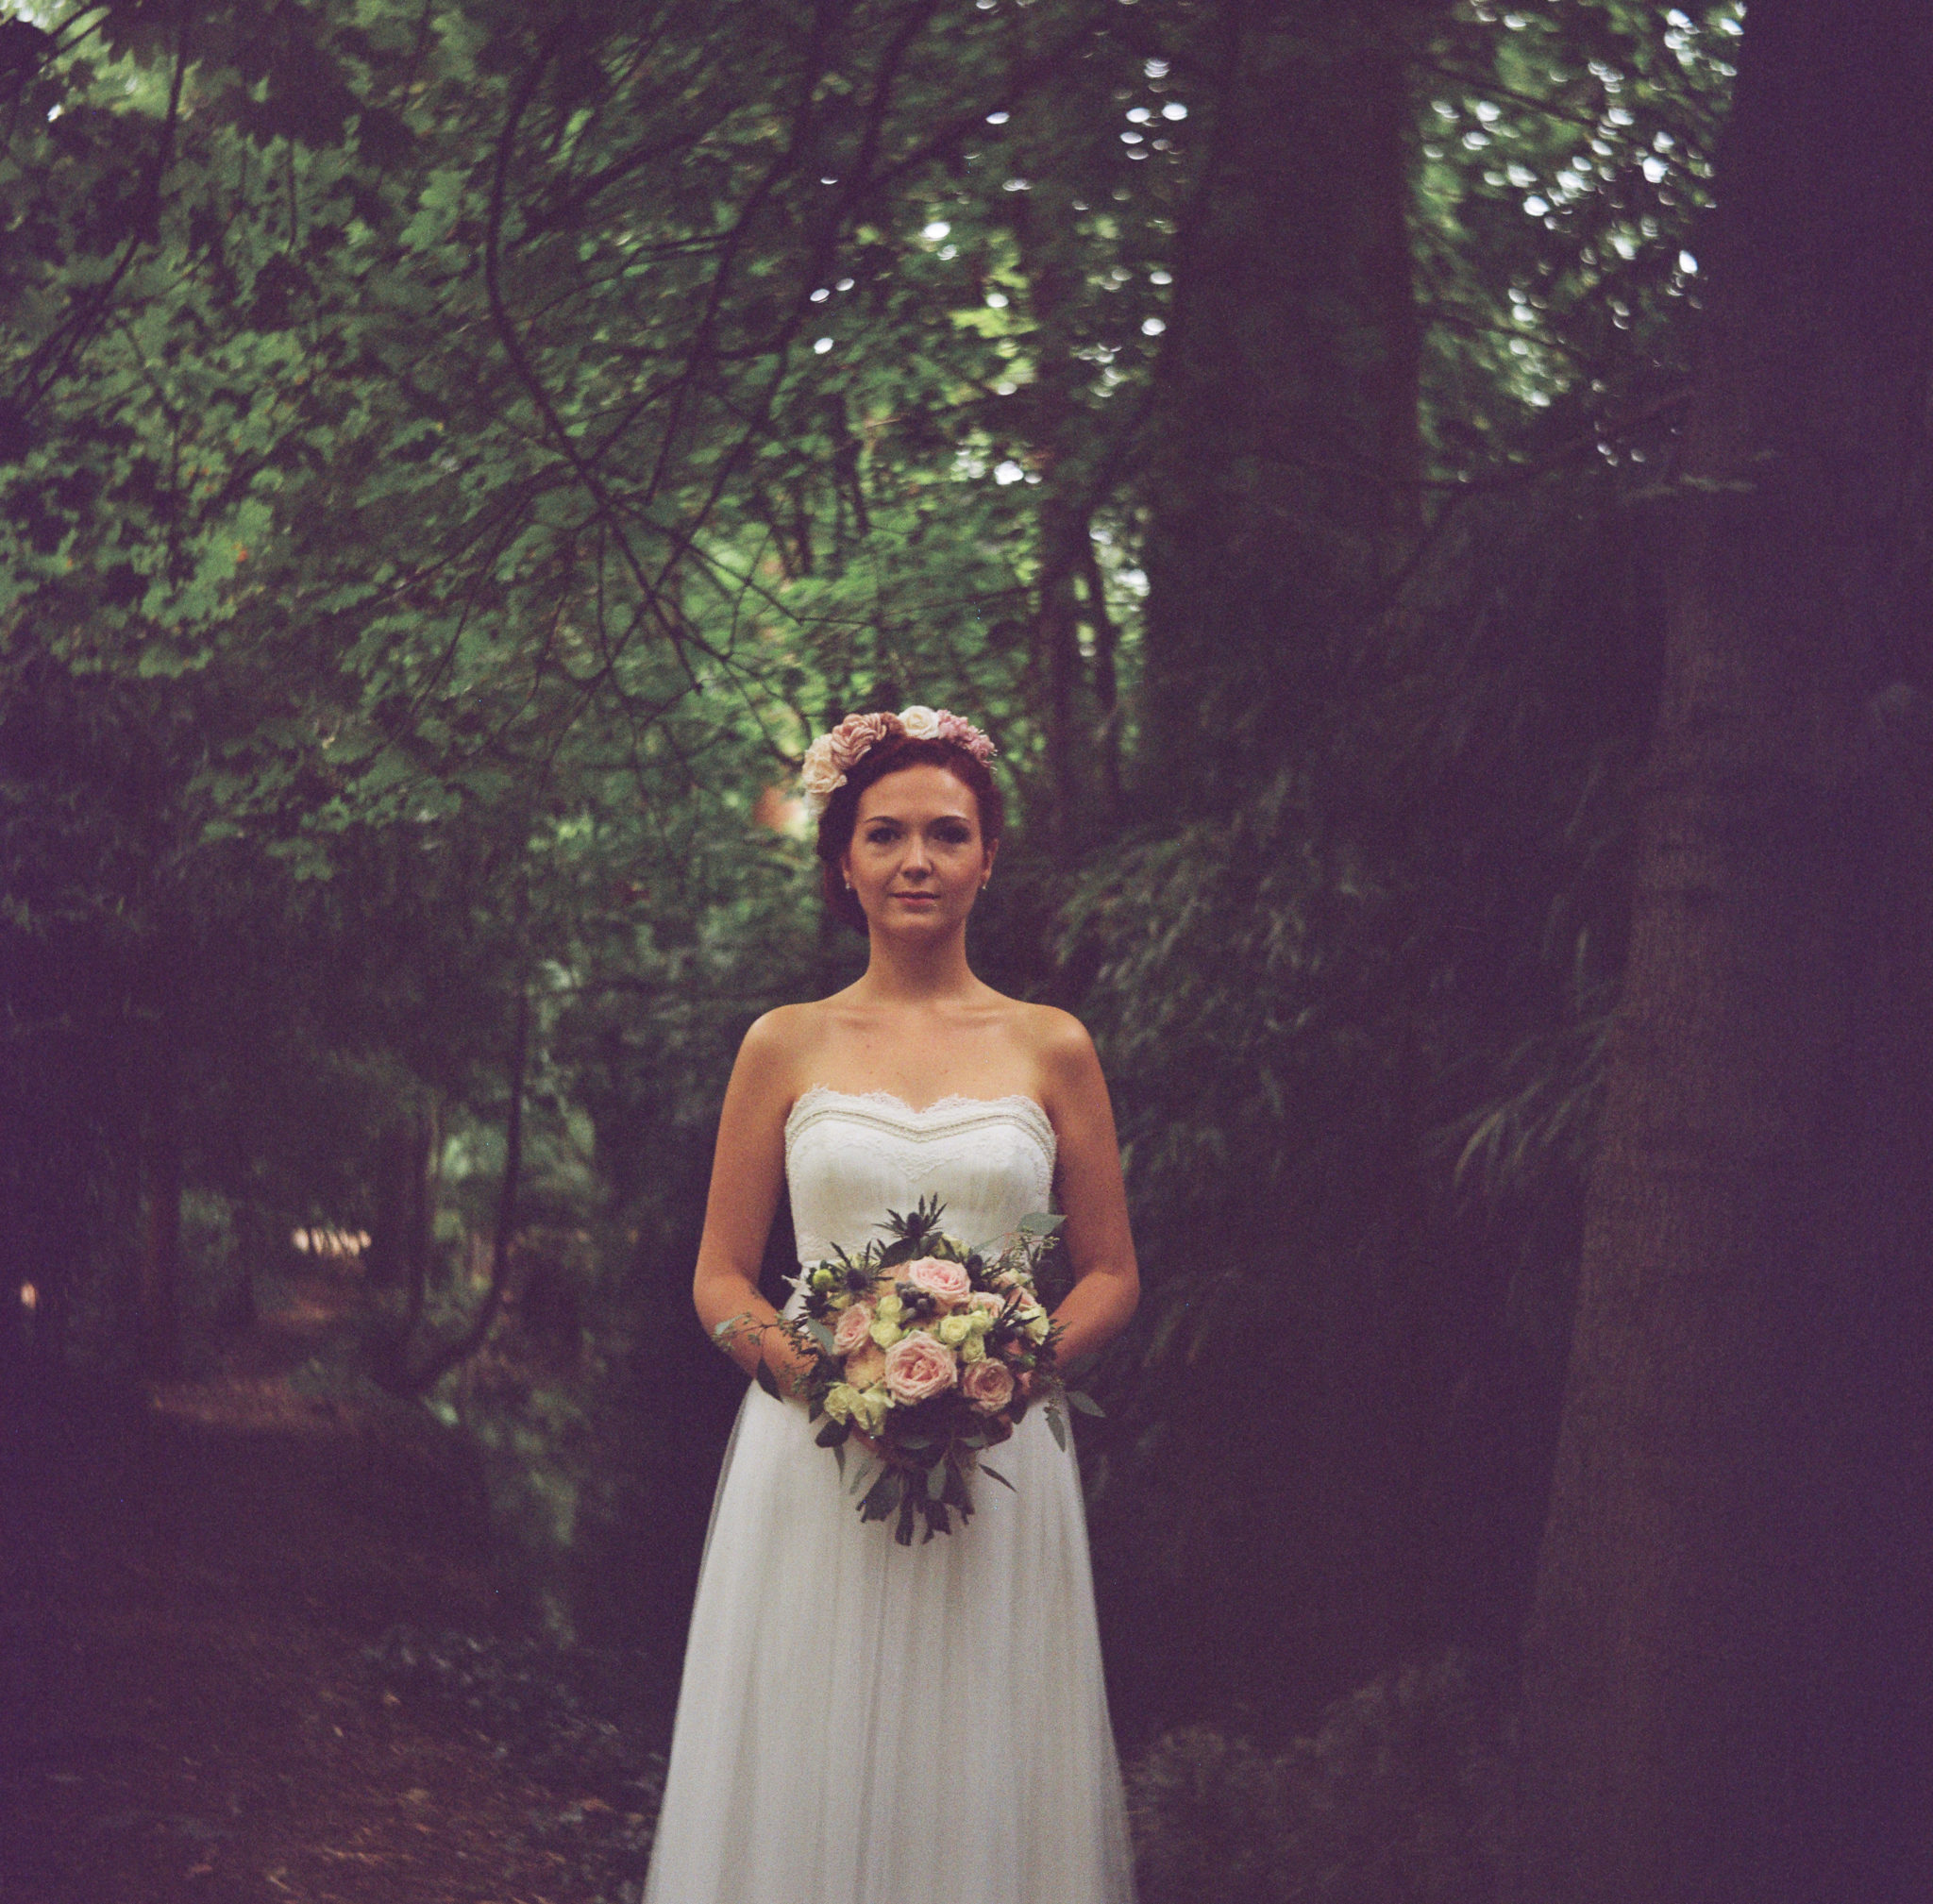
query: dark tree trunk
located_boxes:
[396,989,529,1397]
[1506,8,1933,1900]
[1139,0,1421,814]
[139,1070,183,1382]
[1005,100,1122,851]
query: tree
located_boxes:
[1506,5,1933,1897]
[1137,0,1428,813]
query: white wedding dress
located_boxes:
[643,1087,1136,1904]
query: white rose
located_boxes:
[898,705,941,739]
[824,1383,859,1424]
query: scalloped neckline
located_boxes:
[786,1084,1051,1131]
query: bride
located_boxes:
[642,707,1140,1904]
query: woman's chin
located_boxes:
[872,902,958,933]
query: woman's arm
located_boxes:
[1036,1010,1140,1369]
[690,1009,815,1398]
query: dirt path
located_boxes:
[1,1272,660,1904]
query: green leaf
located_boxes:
[1067,1389,1105,1417]
[1019,1212,1065,1236]
[860,1470,902,1522]
[753,1361,780,1401]
[980,1462,1015,1492]
[926,1462,948,1502]
[1045,1405,1067,1452]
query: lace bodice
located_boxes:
[783,1087,1057,1267]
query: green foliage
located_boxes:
[2,0,1738,1769]
[1128,1655,1502,1904]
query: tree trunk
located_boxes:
[1506,8,1933,1900]
[139,1070,183,1382]
[401,989,529,1396]
[1139,0,1421,813]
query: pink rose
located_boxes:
[844,1341,886,1390]
[883,1332,958,1405]
[933,711,997,762]
[961,1358,1015,1415]
[828,711,899,771]
[832,1303,875,1356]
[906,1256,972,1308]
[967,1291,1005,1319]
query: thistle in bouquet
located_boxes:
[724,1195,1101,1545]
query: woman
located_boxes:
[642,706,1140,1904]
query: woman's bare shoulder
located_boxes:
[995,1000,1103,1094]
[731,1004,838,1089]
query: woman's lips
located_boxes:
[892,892,938,903]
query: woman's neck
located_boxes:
[852,929,983,1004]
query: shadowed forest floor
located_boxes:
[0,1272,664,1904]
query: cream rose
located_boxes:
[869,1318,904,1349]
[883,1331,958,1405]
[937,1313,972,1348]
[898,704,942,739]
[799,735,848,808]
[961,1357,1015,1415]
[823,1383,859,1424]
[844,1340,886,1390]
[906,1256,972,1308]
[832,1303,876,1356]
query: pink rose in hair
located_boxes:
[828,711,899,771]
[883,1332,958,1405]
[961,1357,1015,1415]
[832,1303,876,1356]
[934,711,996,761]
[905,1256,972,1308]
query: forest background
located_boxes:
[3,1,1929,1899]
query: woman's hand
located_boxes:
[760,1330,815,1404]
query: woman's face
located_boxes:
[842,763,995,936]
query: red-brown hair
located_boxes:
[814,734,1005,935]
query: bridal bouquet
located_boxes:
[725,1197,1099,1544]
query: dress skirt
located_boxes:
[641,1380,1136,1904]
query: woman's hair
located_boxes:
[813,734,1004,935]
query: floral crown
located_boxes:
[799,705,997,817]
